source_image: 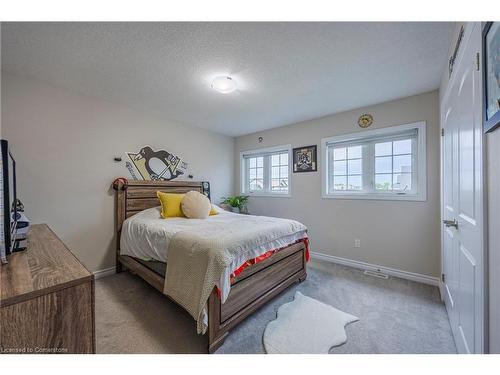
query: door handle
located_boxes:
[443,219,459,229]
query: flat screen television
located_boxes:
[1,139,18,256]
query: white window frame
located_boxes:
[240,144,292,197]
[321,121,427,201]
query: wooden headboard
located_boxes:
[113,179,205,272]
[113,179,204,233]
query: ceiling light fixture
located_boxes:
[211,76,237,94]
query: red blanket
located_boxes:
[215,237,310,298]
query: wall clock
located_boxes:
[358,114,373,128]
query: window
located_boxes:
[330,145,363,191]
[241,145,292,196]
[321,122,426,201]
[247,156,264,191]
[374,139,413,192]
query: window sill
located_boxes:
[242,192,292,198]
[321,192,426,202]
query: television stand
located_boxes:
[0,224,95,353]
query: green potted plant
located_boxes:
[221,195,249,214]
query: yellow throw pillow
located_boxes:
[157,191,185,218]
[181,191,212,219]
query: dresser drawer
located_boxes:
[0,224,95,354]
[1,282,94,354]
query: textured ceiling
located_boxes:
[1,22,454,137]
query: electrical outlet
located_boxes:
[354,239,361,248]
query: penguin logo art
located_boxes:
[126,146,188,181]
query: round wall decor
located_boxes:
[358,114,373,128]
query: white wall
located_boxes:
[487,129,500,353]
[1,73,234,272]
[235,91,441,277]
[482,20,500,353]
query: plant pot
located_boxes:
[230,206,240,213]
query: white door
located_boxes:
[441,22,485,354]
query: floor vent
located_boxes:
[363,269,389,279]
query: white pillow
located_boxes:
[181,191,212,219]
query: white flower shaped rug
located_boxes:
[263,291,359,354]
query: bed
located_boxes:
[113,179,308,353]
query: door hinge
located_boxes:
[476,52,480,71]
[441,128,444,137]
[441,273,446,283]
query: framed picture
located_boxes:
[293,145,317,173]
[483,22,500,133]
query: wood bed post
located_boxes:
[208,289,229,353]
[113,178,127,273]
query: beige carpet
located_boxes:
[95,270,207,353]
[95,260,456,354]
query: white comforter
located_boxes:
[120,206,308,301]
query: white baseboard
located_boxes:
[93,254,439,286]
[310,251,440,286]
[93,266,116,280]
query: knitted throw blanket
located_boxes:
[163,214,307,333]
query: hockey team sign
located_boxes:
[126,145,188,181]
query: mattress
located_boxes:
[120,206,307,263]
[120,206,308,300]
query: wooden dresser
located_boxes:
[0,224,95,354]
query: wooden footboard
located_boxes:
[113,179,307,353]
[208,241,307,353]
